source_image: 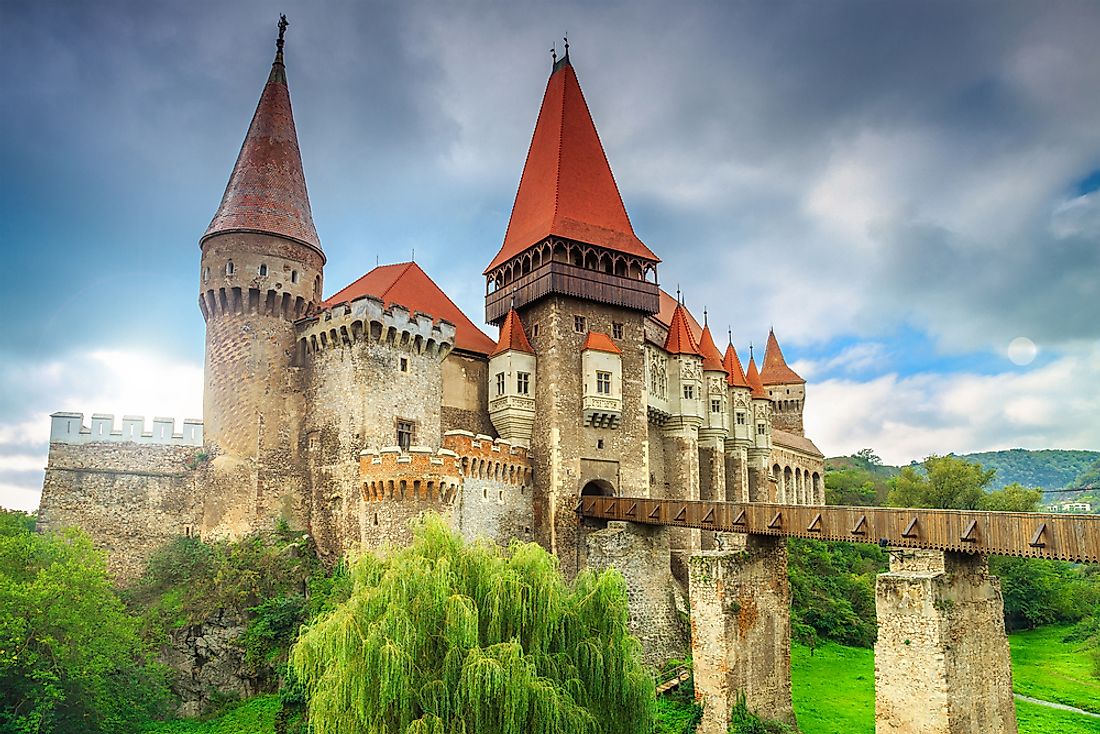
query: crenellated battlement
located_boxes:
[199,285,315,323]
[49,412,203,446]
[296,294,455,361]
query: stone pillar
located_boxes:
[689,536,797,733]
[665,429,700,583]
[698,434,726,551]
[586,522,689,667]
[725,442,749,503]
[746,448,771,503]
[875,550,1017,734]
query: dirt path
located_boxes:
[1014,693,1100,718]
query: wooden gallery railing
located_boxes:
[577,497,1100,563]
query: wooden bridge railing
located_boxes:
[576,497,1100,563]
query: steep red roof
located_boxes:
[202,34,322,256]
[582,331,622,354]
[323,262,495,355]
[745,357,770,399]
[485,56,659,273]
[654,289,703,342]
[663,303,702,356]
[491,309,535,357]
[761,330,805,385]
[697,324,727,373]
[723,342,750,389]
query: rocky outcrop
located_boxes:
[161,610,262,717]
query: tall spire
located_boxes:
[697,323,726,373]
[760,329,805,385]
[723,340,750,389]
[745,355,769,399]
[664,303,701,356]
[485,51,659,273]
[202,16,322,257]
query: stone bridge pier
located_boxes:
[875,549,1017,734]
[689,541,1018,734]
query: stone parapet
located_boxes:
[297,293,455,360]
[50,412,203,446]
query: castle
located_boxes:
[37,26,824,599]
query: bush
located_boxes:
[291,514,655,734]
[0,510,169,733]
[727,692,792,734]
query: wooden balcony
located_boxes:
[485,261,660,324]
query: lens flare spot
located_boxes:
[1007,337,1038,366]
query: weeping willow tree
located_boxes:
[290,515,654,734]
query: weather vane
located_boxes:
[277,14,288,51]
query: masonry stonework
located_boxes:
[875,550,1018,734]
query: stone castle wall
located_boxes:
[442,351,495,436]
[37,415,206,583]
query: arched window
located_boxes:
[259,263,268,276]
[226,260,235,276]
[291,270,298,284]
[314,275,321,299]
[202,266,209,283]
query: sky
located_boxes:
[3,0,1100,511]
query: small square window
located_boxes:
[397,420,416,450]
[683,384,694,399]
[612,322,624,339]
[711,399,722,413]
[399,357,409,372]
[596,371,612,395]
[517,372,530,395]
[495,372,506,396]
[574,315,587,333]
[597,439,604,449]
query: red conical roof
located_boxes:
[698,324,726,373]
[746,357,769,399]
[202,34,322,257]
[582,331,622,354]
[492,308,535,357]
[724,342,750,389]
[664,303,701,356]
[761,330,805,385]
[323,262,496,355]
[485,56,659,273]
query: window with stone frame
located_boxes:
[612,322,624,339]
[711,399,722,413]
[736,411,746,425]
[517,372,530,395]
[495,372,505,396]
[596,371,612,395]
[574,315,587,333]
[396,420,416,450]
[683,384,694,400]
[757,422,766,436]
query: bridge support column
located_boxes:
[875,550,1017,734]
[586,521,688,667]
[689,536,797,733]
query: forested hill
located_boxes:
[827,448,1100,493]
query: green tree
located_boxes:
[887,455,996,509]
[290,515,654,734]
[0,510,168,733]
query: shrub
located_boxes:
[727,692,792,734]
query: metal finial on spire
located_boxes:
[728,326,733,344]
[563,34,570,58]
[675,285,681,304]
[703,308,708,327]
[749,342,754,360]
[277,14,288,51]
[551,44,557,65]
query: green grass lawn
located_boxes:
[791,642,876,734]
[143,695,279,734]
[1010,624,1100,714]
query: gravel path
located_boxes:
[1014,693,1100,718]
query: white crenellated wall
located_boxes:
[49,412,203,446]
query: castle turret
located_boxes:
[723,337,753,502]
[760,330,805,436]
[488,308,537,447]
[197,17,322,535]
[745,352,774,502]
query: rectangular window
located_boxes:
[711,399,722,413]
[397,420,415,450]
[532,323,540,337]
[574,315,587,333]
[683,384,694,400]
[757,423,766,436]
[517,372,530,395]
[399,357,409,372]
[612,322,624,339]
[495,372,505,396]
[736,411,746,425]
[596,371,612,395]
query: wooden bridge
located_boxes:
[577,496,1100,563]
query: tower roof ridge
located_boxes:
[491,308,536,357]
[484,56,659,274]
[760,329,805,385]
[202,17,322,257]
[663,303,701,356]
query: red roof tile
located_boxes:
[745,357,770,399]
[697,324,727,373]
[485,57,659,273]
[582,331,622,354]
[203,39,322,256]
[653,289,703,342]
[723,342,750,389]
[491,309,535,357]
[323,262,496,355]
[760,330,805,385]
[663,303,702,356]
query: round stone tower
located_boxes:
[197,17,323,535]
